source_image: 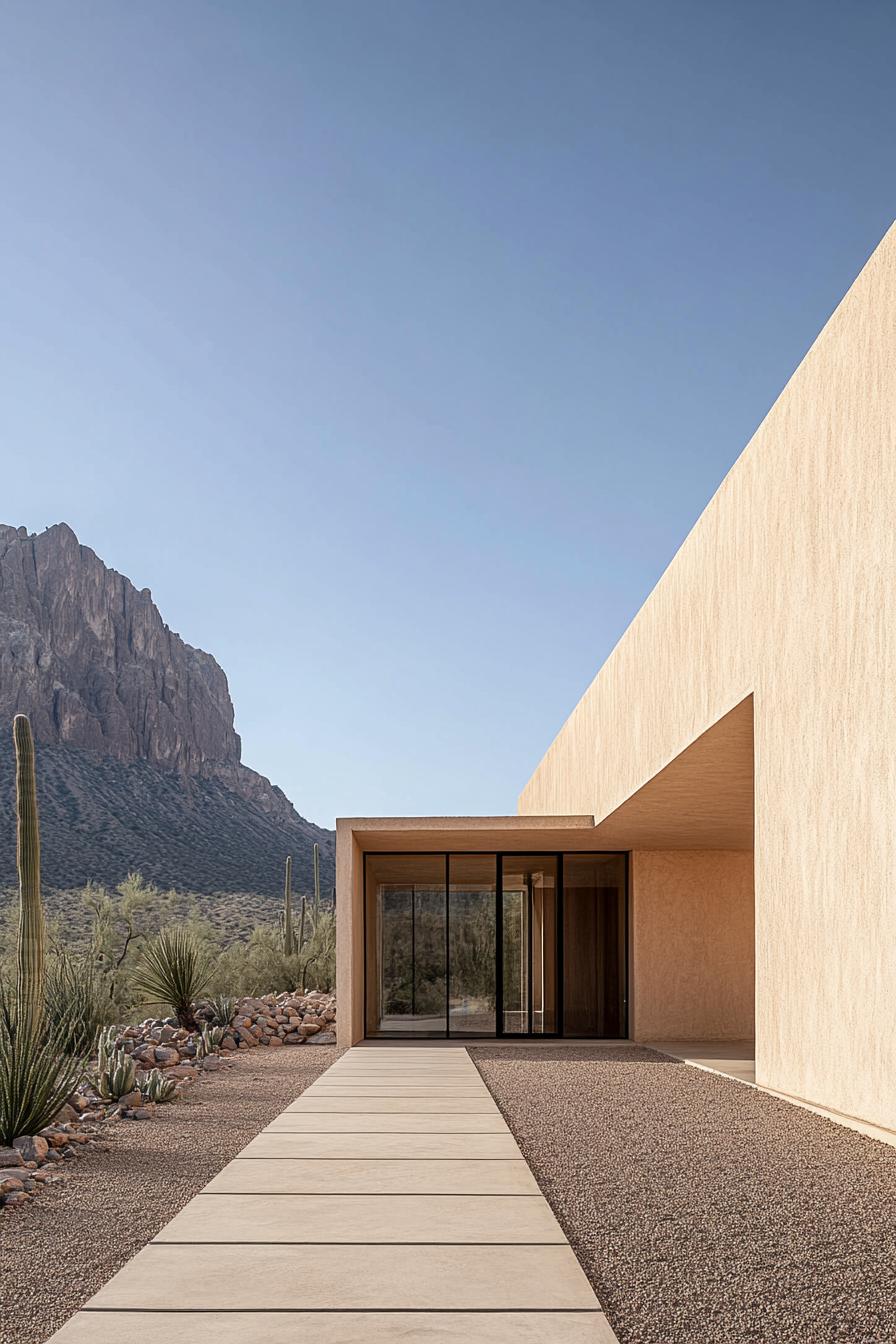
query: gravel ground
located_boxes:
[471,1045,896,1344]
[0,1043,341,1344]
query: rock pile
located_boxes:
[0,1102,105,1210]
[215,991,337,1051]
[108,990,337,1069]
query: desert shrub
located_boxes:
[297,909,336,992]
[84,874,207,1017]
[0,987,85,1144]
[44,950,109,1056]
[132,925,213,1030]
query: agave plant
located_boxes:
[132,926,213,1030]
[0,987,85,1144]
[195,1023,224,1059]
[141,1068,177,1104]
[91,1027,138,1102]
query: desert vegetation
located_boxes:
[0,714,336,1214]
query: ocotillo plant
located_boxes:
[283,855,296,955]
[13,714,45,1027]
[313,841,321,919]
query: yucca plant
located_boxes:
[0,987,85,1144]
[132,926,213,1030]
[206,993,236,1029]
[141,1068,177,1104]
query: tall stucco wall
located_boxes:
[519,225,896,1131]
[630,851,754,1042]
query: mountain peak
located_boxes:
[0,522,333,895]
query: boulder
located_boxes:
[0,1148,24,1168]
[13,1135,48,1164]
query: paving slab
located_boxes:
[49,1312,617,1343]
[205,1156,540,1194]
[304,1085,492,1096]
[241,1131,522,1159]
[284,1094,500,1112]
[155,1191,567,1243]
[323,1070,484,1081]
[265,1111,509,1132]
[87,1243,599,1311]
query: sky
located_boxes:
[1,2,894,829]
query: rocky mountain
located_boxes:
[0,523,333,897]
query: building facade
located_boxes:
[337,224,895,1135]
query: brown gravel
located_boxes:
[0,1044,340,1344]
[471,1045,896,1344]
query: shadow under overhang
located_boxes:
[588,696,754,850]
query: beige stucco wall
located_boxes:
[630,851,754,1042]
[520,225,896,1132]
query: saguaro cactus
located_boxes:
[13,714,45,1025]
[283,855,296,956]
[313,841,321,920]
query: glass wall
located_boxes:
[448,855,496,1035]
[365,851,626,1038]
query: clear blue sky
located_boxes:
[1,2,894,828]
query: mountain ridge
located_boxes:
[0,522,333,896]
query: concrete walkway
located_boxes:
[48,1046,616,1343]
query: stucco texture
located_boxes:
[630,851,754,1042]
[519,225,896,1132]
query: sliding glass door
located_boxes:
[365,851,626,1039]
[500,856,558,1034]
[365,854,446,1036]
[448,855,497,1035]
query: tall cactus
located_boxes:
[283,854,296,956]
[313,841,321,920]
[13,714,45,1027]
[299,894,307,953]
